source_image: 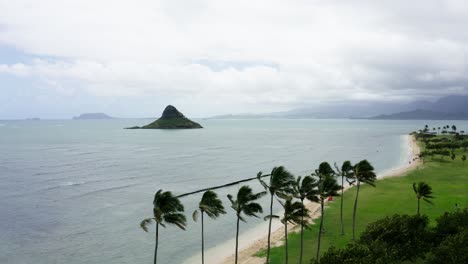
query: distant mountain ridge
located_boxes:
[208,95,468,119]
[368,109,468,120]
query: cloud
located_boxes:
[1,0,468,116]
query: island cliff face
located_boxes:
[128,105,203,129]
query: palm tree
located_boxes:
[412,182,434,215]
[334,161,354,235]
[277,195,309,264]
[292,175,319,264]
[140,190,187,264]
[227,185,266,264]
[438,127,441,134]
[351,160,376,240]
[192,190,226,264]
[313,162,340,260]
[257,166,295,263]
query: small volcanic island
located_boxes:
[126,105,203,129]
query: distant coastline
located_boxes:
[73,113,113,120]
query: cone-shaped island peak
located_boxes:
[126,105,203,129]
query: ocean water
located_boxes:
[1,119,467,264]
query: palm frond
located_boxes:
[192,210,199,222]
[163,213,187,230]
[264,215,280,221]
[423,198,434,205]
[140,218,154,232]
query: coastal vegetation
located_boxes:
[139,124,466,264]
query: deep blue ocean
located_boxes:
[1,119,466,264]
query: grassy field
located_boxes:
[260,137,468,264]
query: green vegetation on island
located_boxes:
[139,124,467,264]
[127,105,202,129]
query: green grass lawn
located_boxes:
[260,139,468,264]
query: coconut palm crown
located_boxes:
[193,190,226,220]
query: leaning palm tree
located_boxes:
[277,195,309,264]
[334,161,354,235]
[192,190,226,264]
[351,160,377,240]
[412,182,434,215]
[140,190,187,264]
[313,162,340,261]
[228,185,266,264]
[292,175,319,264]
[257,166,295,263]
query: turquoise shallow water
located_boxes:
[1,119,467,264]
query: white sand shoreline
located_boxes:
[185,135,421,264]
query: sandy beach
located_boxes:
[219,135,421,264]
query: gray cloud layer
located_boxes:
[1,0,468,116]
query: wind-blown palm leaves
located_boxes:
[292,175,319,264]
[140,190,187,264]
[257,166,295,264]
[228,185,266,264]
[277,195,309,264]
[352,160,377,240]
[334,161,354,236]
[313,162,341,260]
[192,190,226,264]
[413,182,434,215]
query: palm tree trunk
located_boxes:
[266,194,274,263]
[299,200,304,264]
[352,181,360,241]
[340,175,345,235]
[417,198,420,215]
[285,221,288,264]
[316,199,324,261]
[201,212,205,264]
[235,215,240,264]
[154,223,159,264]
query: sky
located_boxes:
[1,0,468,119]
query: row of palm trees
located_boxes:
[140,160,377,264]
[425,124,463,135]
